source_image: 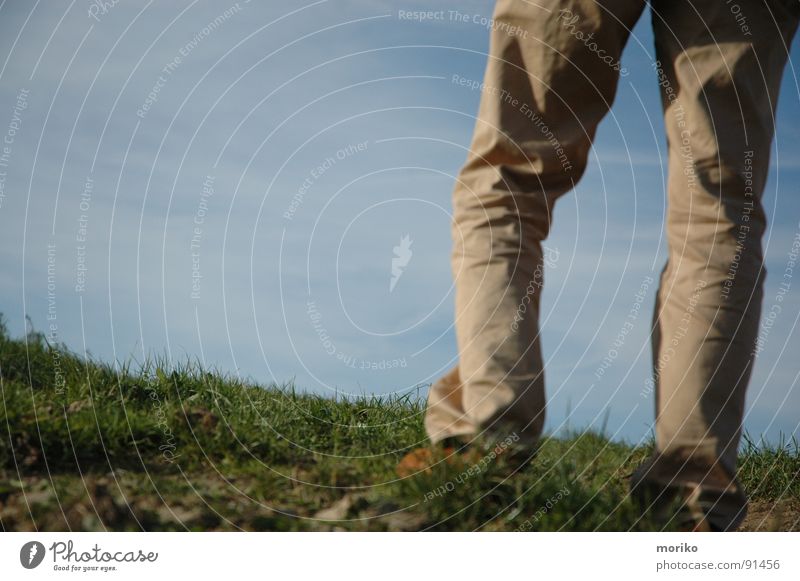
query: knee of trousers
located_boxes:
[451,135,591,245]
[666,154,768,273]
[462,123,593,194]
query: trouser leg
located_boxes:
[642,0,799,529]
[425,0,647,445]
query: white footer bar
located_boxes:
[2,532,797,579]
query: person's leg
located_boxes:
[424,0,647,448]
[636,0,800,530]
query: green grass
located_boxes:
[1,317,798,531]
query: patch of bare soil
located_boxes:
[740,499,800,531]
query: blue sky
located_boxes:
[1,0,799,446]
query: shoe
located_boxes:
[629,451,748,532]
[396,437,474,477]
[396,435,538,478]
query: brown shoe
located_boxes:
[396,438,474,477]
[630,451,748,532]
[396,435,538,478]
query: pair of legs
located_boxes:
[424,0,799,529]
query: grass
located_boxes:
[1,317,798,531]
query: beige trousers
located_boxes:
[425,0,799,526]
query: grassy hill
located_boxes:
[1,319,798,531]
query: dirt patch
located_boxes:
[740,499,800,531]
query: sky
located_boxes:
[1,0,799,447]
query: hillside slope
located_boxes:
[1,320,797,531]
